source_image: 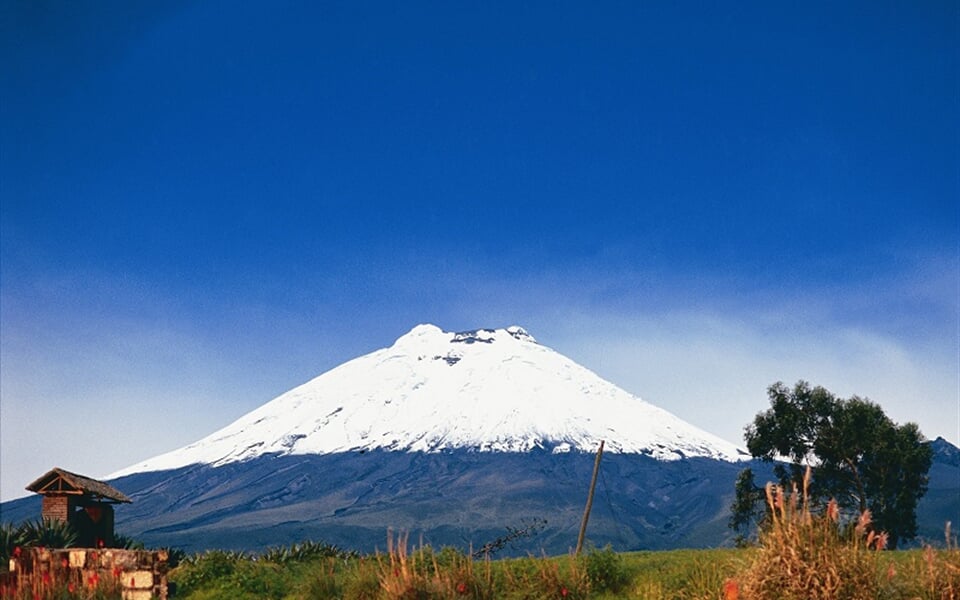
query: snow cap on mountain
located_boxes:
[110,324,745,477]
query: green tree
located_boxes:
[731,381,933,548]
[728,468,766,545]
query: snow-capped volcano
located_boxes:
[111,324,744,477]
[5,323,949,554]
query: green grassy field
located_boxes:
[168,543,957,600]
[170,546,730,600]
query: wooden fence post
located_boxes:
[576,440,604,555]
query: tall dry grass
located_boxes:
[893,526,960,600]
[376,531,492,599]
[374,531,591,600]
[730,466,960,600]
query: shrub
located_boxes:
[173,549,248,595]
[298,557,344,598]
[341,557,382,600]
[583,544,628,594]
[229,560,291,599]
[734,468,886,600]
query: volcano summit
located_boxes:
[112,324,743,477]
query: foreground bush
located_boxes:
[735,476,882,599]
[731,467,959,600]
[173,549,250,596]
[582,544,628,594]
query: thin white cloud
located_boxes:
[543,311,958,450]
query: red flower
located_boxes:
[456,582,468,594]
[12,547,21,558]
[560,586,568,597]
[68,583,76,593]
[42,572,51,585]
[723,578,739,600]
[88,573,100,588]
[61,557,69,568]
[113,566,122,578]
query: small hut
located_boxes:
[26,467,131,547]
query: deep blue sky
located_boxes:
[2,1,957,500]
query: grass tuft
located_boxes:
[728,466,960,600]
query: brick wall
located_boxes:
[40,495,72,522]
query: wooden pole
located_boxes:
[576,440,604,555]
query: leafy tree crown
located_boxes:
[733,380,933,548]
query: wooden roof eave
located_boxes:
[26,468,132,503]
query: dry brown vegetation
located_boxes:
[731,467,959,600]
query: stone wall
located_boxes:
[4,547,168,599]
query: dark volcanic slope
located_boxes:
[2,451,764,554]
[4,439,955,554]
[116,451,767,554]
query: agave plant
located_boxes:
[1,521,27,571]
[17,518,79,549]
[112,533,145,550]
[259,539,358,564]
